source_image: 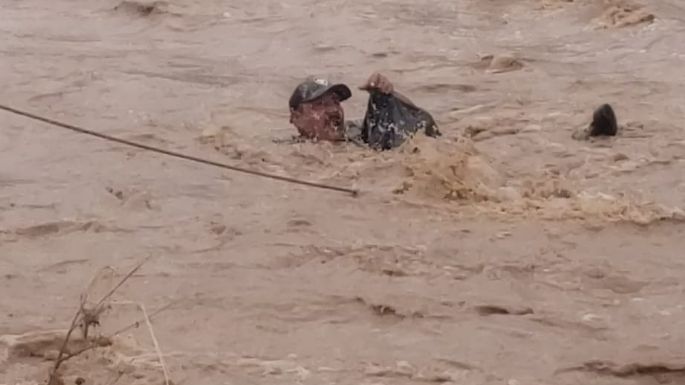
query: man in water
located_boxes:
[288,72,440,150]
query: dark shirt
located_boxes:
[354,91,440,150]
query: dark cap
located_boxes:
[289,78,352,110]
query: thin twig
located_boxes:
[79,266,117,339]
[111,301,176,336]
[57,344,98,363]
[57,337,112,362]
[54,302,175,363]
[112,300,171,385]
[139,302,171,385]
[50,295,87,383]
[49,257,151,383]
[95,256,151,309]
[84,266,117,299]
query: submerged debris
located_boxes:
[113,1,169,17]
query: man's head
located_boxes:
[289,78,351,141]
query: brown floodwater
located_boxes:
[2,0,685,384]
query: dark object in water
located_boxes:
[589,103,618,137]
[361,91,440,150]
[113,1,167,17]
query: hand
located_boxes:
[359,72,394,94]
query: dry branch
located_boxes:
[48,257,152,385]
[111,300,172,385]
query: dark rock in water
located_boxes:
[113,0,168,17]
[572,103,619,140]
[589,103,618,137]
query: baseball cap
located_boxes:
[289,77,352,110]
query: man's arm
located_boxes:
[359,72,394,94]
[359,72,422,110]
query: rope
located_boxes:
[0,104,359,197]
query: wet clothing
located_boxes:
[338,91,439,149]
[358,90,440,150]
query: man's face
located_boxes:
[290,93,345,141]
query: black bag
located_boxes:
[361,91,440,150]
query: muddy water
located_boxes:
[2,0,685,384]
